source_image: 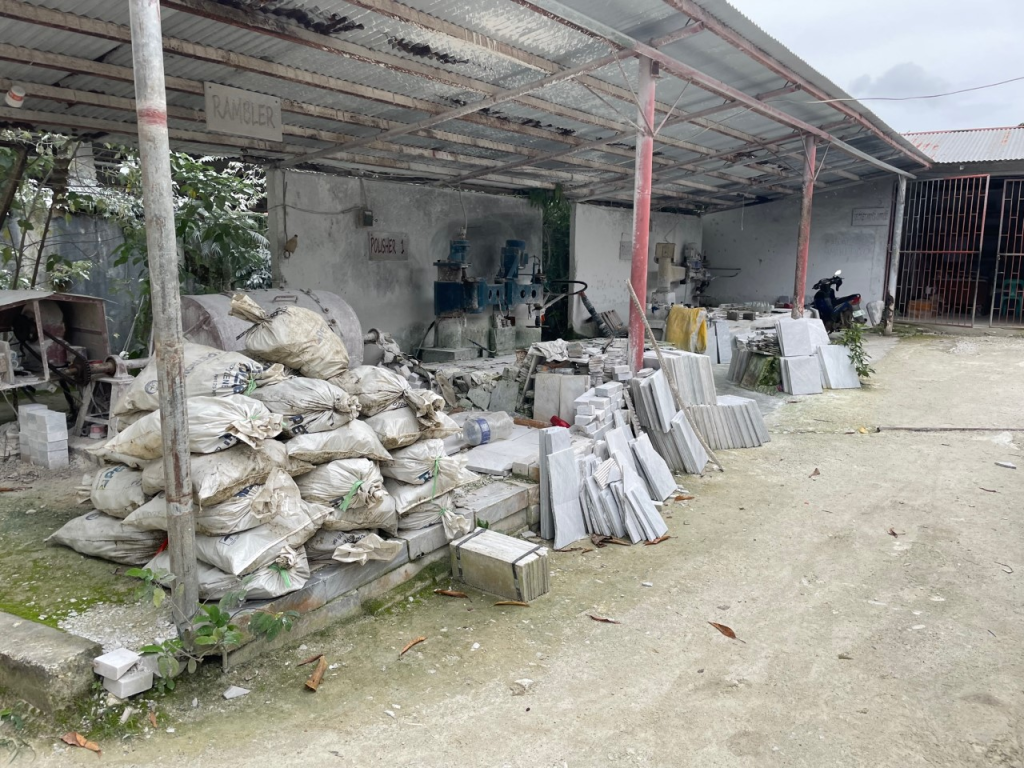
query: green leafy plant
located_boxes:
[0,703,32,763]
[759,356,781,391]
[247,609,300,642]
[837,323,875,379]
[126,567,173,608]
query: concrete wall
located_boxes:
[268,171,543,353]
[701,179,895,306]
[570,203,702,335]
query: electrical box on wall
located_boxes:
[359,208,374,227]
[654,242,676,263]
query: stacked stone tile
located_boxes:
[19,404,68,469]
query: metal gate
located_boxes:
[895,175,990,327]
[989,179,1024,326]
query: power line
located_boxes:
[804,75,1024,104]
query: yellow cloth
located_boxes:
[664,306,708,353]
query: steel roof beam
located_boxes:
[514,0,915,180]
[659,0,931,170]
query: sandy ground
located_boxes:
[6,332,1024,767]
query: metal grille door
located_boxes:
[895,175,990,327]
[990,180,1024,326]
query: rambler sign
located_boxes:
[204,83,282,143]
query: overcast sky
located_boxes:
[726,0,1024,133]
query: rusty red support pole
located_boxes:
[792,135,817,320]
[129,0,198,626]
[629,56,656,371]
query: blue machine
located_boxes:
[433,238,543,319]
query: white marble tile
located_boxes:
[782,355,823,395]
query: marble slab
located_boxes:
[670,411,709,474]
[781,355,823,395]
[817,345,862,389]
[539,427,571,540]
[548,447,587,549]
[630,433,676,501]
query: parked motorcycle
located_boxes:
[811,270,866,332]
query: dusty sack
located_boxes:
[321,494,398,535]
[366,407,459,450]
[47,510,166,565]
[113,342,286,416]
[331,366,409,417]
[294,458,385,510]
[124,468,295,536]
[193,500,329,576]
[306,528,374,560]
[249,377,360,436]
[330,532,403,566]
[146,548,309,600]
[380,438,447,484]
[385,456,478,515]
[286,421,391,464]
[230,293,350,380]
[90,395,282,463]
[78,465,147,518]
[142,442,313,505]
[397,492,453,530]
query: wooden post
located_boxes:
[129,0,198,626]
[792,135,816,319]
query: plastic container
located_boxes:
[463,412,514,446]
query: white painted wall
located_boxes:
[268,171,543,352]
[701,179,895,306]
[570,203,702,335]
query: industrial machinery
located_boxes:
[424,238,549,361]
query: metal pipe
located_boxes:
[129,0,198,626]
[792,135,816,320]
[629,57,656,372]
[884,176,908,335]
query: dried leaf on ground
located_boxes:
[61,732,101,755]
[809,468,820,478]
[555,547,583,553]
[980,487,999,493]
[0,486,30,492]
[434,589,469,599]
[645,535,672,546]
[838,652,853,660]
[297,653,324,667]
[887,528,899,538]
[148,711,157,728]
[588,614,620,624]
[858,427,869,434]
[400,636,426,657]
[674,494,695,501]
[708,622,745,643]
[495,601,530,607]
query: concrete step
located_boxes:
[0,611,102,712]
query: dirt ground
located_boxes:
[5,332,1024,767]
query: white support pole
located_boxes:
[129,0,198,625]
[884,176,908,335]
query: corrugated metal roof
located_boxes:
[904,127,1024,164]
[0,0,932,211]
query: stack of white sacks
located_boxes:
[48,294,477,602]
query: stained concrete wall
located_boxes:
[701,179,895,306]
[570,203,702,336]
[268,171,542,352]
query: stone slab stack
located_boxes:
[20,406,69,469]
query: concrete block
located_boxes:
[24,409,67,433]
[574,414,596,427]
[0,611,102,712]
[17,403,47,427]
[594,382,622,398]
[398,524,448,560]
[29,438,68,453]
[102,666,153,698]
[94,648,140,680]
[455,481,533,528]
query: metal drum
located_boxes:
[181,289,364,367]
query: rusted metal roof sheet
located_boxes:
[0,0,931,211]
[904,127,1024,164]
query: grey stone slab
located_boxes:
[648,370,677,432]
[598,487,626,539]
[0,611,102,712]
[630,434,676,501]
[548,448,587,549]
[670,411,709,474]
[782,355,823,395]
[398,524,448,560]
[533,373,561,424]
[817,345,861,389]
[775,317,815,357]
[488,379,520,414]
[558,377,589,424]
[539,427,570,540]
[606,427,638,474]
[627,486,668,541]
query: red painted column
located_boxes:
[629,57,656,371]
[792,135,817,319]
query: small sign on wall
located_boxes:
[204,83,282,142]
[619,239,632,261]
[851,207,888,227]
[368,231,409,261]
